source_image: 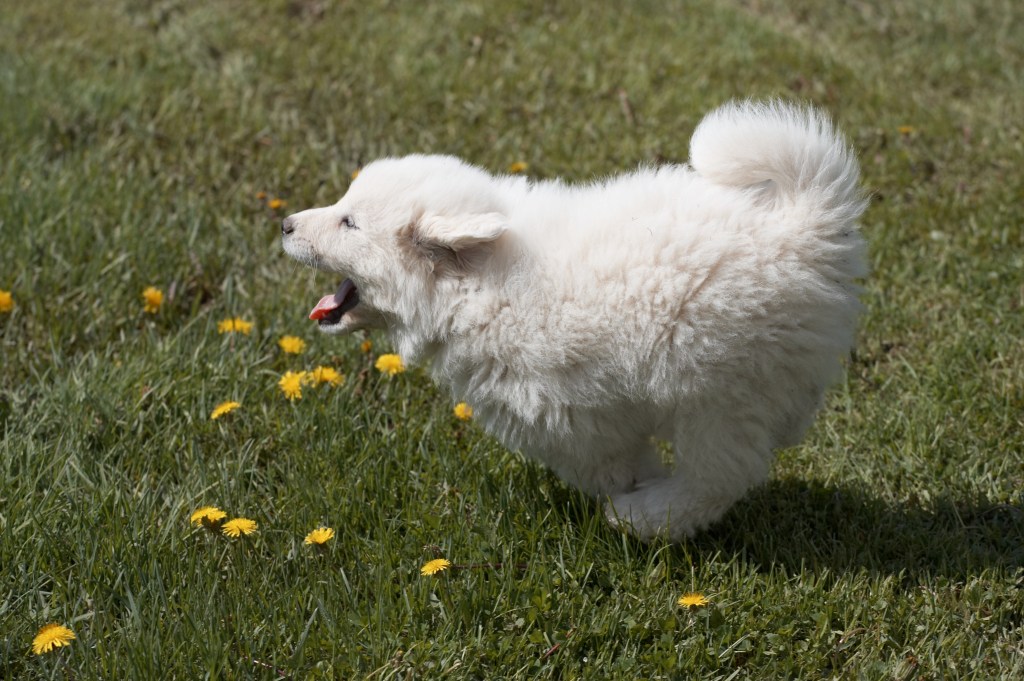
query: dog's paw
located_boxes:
[604,480,731,542]
[603,499,659,542]
[603,491,694,542]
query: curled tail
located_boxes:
[689,100,867,224]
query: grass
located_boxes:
[1,0,1021,677]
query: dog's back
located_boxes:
[485,101,866,402]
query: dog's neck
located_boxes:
[391,240,543,376]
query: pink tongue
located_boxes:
[309,294,341,320]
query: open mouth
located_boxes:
[308,278,360,326]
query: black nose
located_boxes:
[281,216,295,236]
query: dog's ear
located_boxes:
[410,212,507,273]
[418,212,507,250]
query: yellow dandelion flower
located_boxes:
[222,517,258,537]
[375,353,405,376]
[268,198,287,210]
[278,335,306,354]
[32,623,75,655]
[0,289,13,313]
[278,370,307,400]
[453,402,473,420]
[304,527,335,545]
[897,125,915,135]
[210,401,241,420]
[420,558,452,576]
[142,286,164,314]
[351,168,361,180]
[190,506,227,526]
[310,366,343,386]
[677,593,709,608]
[217,317,253,334]
[360,338,373,353]
[508,161,528,174]
[255,191,267,200]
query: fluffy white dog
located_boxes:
[282,101,867,540]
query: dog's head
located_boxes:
[281,154,514,337]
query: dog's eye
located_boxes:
[341,215,357,230]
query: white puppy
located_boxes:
[282,101,867,540]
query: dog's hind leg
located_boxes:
[549,436,668,498]
[604,404,773,540]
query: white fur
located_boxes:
[282,100,868,540]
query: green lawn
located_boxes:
[1,1,1021,678]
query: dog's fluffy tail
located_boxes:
[689,100,866,223]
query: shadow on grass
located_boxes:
[690,478,1024,579]
[544,473,1023,579]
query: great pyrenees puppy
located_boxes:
[282,101,867,540]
